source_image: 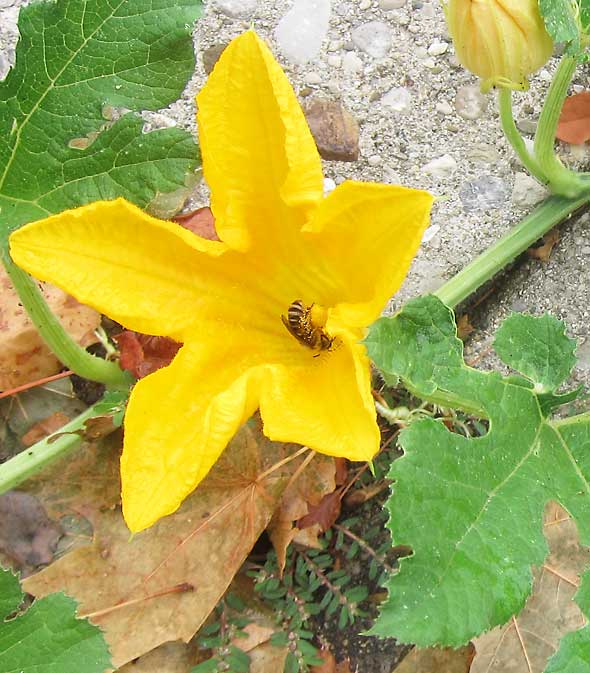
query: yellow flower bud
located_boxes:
[444,0,553,92]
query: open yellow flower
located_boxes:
[9,31,433,532]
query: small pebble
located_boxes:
[367,154,382,166]
[305,72,323,85]
[342,52,363,74]
[428,41,448,56]
[379,0,406,7]
[214,0,257,18]
[327,54,342,68]
[275,0,331,65]
[422,154,457,179]
[455,85,488,120]
[351,21,393,58]
[359,0,371,8]
[517,119,537,135]
[381,86,412,112]
[460,175,509,211]
[323,177,336,195]
[436,101,453,115]
[511,173,549,208]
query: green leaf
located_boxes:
[494,313,577,393]
[0,566,23,618]
[0,566,111,673]
[539,0,581,53]
[365,296,590,647]
[0,0,203,239]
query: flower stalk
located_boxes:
[0,395,121,494]
[433,195,589,309]
[1,245,132,389]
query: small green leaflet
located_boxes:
[0,566,111,673]
[539,0,586,54]
[365,296,590,672]
[0,0,203,239]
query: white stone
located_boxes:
[323,177,336,195]
[359,0,371,8]
[422,224,440,244]
[367,154,382,166]
[351,21,393,58]
[381,86,411,112]
[305,71,323,84]
[455,85,488,120]
[342,51,363,74]
[422,154,457,178]
[428,41,448,56]
[379,0,405,8]
[214,0,257,18]
[327,54,342,67]
[512,173,549,208]
[275,0,332,65]
[436,101,453,115]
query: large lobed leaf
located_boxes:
[365,295,590,670]
[0,565,111,673]
[0,0,203,238]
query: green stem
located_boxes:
[2,247,132,388]
[0,398,115,494]
[534,55,588,197]
[498,88,547,184]
[434,195,589,309]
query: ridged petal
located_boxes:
[303,181,434,327]
[121,342,262,532]
[197,31,323,255]
[259,334,379,462]
[9,199,226,340]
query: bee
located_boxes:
[282,300,334,352]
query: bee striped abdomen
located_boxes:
[282,299,334,352]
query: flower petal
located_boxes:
[121,341,262,532]
[303,181,434,327]
[258,334,379,462]
[9,199,226,339]
[197,31,323,253]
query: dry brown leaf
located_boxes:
[297,489,343,532]
[114,331,181,379]
[0,266,100,390]
[456,314,475,341]
[117,640,198,672]
[20,411,70,446]
[267,453,336,571]
[23,425,300,668]
[229,622,275,653]
[249,642,289,673]
[527,229,560,263]
[173,206,219,241]
[556,91,590,144]
[471,502,590,673]
[395,644,475,673]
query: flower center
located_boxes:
[281,299,334,351]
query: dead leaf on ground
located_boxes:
[297,489,343,533]
[0,266,100,390]
[23,424,304,668]
[20,411,70,446]
[456,314,475,341]
[310,648,355,673]
[267,453,336,572]
[0,491,62,572]
[394,644,475,673]
[527,229,560,263]
[173,206,219,241]
[556,91,590,144]
[117,640,199,673]
[344,479,391,507]
[114,331,181,379]
[471,502,590,673]
[250,642,289,673]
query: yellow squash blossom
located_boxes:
[10,31,433,533]
[444,0,553,92]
